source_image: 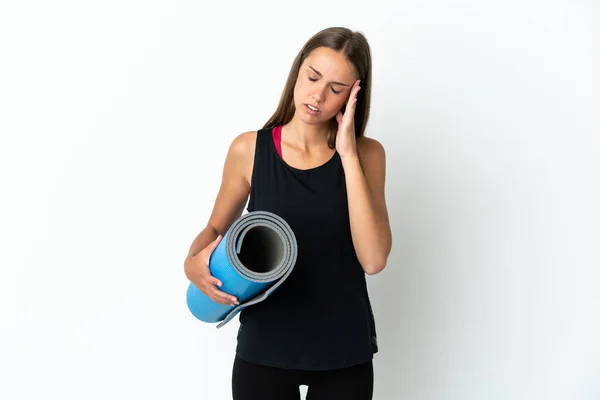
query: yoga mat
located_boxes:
[186,211,298,328]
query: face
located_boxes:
[293,47,358,124]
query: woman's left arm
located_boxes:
[340,139,392,275]
[336,80,392,274]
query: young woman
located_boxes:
[184,27,392,400]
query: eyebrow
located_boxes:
[308,66,351,87]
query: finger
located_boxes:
[345,95,359,119]
[200,281,229,304]
[353,86,361,103]
[350,96,358,112]
[198,268,223,290]
[352,83,361,100]
[207,275,223,288]
[353,83,361,102]
[204,280,235,301]
[344,83,360,112]
[351,79,361,95]
[211,286,239,305]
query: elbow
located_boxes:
[363,258,387,276]
[365,264,386,276]
[358,235,392,275]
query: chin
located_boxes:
[302,117,333,128]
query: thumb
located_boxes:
[336,110,343,125]
[204,234,222,262]
[211,234,223,251]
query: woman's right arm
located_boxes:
[183,131,257,305]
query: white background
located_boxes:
[1,1,599,399]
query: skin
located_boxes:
[184,46,392,306]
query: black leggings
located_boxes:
[231,355,374,400]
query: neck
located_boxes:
[283,116,332,151]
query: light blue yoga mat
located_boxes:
[186,211,298,328]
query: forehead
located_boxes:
[303,47,357,80]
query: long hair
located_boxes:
[263,27,372,149]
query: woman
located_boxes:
[184,27,392,400]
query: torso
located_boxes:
[234,126,378,371]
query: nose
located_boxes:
[311,84,326,103]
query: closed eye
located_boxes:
[308,77,341,94]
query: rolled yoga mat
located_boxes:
[186,211,298,328]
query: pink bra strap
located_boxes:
[272,125,282,157]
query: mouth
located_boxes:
[304,104,321,113]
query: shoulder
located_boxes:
[229,130,258,155]
[226,130,259,186]
[356,136,387,195]
[227,130,260,164]
[356,136,386,165]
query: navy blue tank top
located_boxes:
[235,126,378,371]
